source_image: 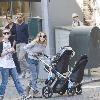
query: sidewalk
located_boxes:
[1,67,100,100]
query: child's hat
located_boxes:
[72,13,78,18]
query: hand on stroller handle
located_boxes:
[33,53,52,60]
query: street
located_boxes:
[2,76,100,100]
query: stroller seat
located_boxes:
[51,46,74,74]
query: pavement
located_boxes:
[1,67,100,100]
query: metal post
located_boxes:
[29,0,32,17]
[41,0,51,55]
[8,0,13,16]
[88,68,91,76]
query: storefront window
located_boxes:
[0,1,30,27]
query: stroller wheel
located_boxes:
[42,86,53,98]
[67,88,76,96]
[58,91,66,95]
[76,84,82,95]
[76,88,82,95]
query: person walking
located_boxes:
[13,13,29,78]
[24,32,47,98]
[5,15,21,76]
[0,29,26,100]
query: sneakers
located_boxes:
[33,90,42,98]
[19,72,31,79]
[24,72,31,78]
[25,86,31,99]
[0,96,4,100]
[19,94,27,100]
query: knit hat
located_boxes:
[72,13,78,18]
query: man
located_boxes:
[14,13,29,78]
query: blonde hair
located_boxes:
[32,32,47,46]
[17,13,24,17]
[17,13,25,21]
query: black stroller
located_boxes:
[36,46,88,98]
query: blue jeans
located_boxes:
[0,67,24,96]
[27,58,39,91]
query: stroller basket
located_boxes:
[69,55,88,83]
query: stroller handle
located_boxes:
[33,54,52,68]
[33,53,49,59]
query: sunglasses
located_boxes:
[40,35,46,38]
[3,32,10,35]
[17,17,22,19]
[73,16,78,18]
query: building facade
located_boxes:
[0,0,98,55]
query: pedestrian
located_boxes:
[13,13,29,78]
[0,29,26,100]
[5,14,21,76]
[72,13,83,27]
[24,32,47,98]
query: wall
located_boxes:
[49,0,83,26]
[31,0,83,55]
[31,2,42,17]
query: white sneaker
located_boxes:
[33,90,42,98]
[18,94,26,100]
[26,94,32,99]
[24,72,31,78]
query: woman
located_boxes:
[24,32,47,98]
[0,29,26,100]
[5,15,21,76]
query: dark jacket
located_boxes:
[15,22,29,44]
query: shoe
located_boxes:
[25,86,31,98]
[24,72,31,78]
[0,96,4,100]
[19,94,26,100]
[26,95,31,99]
[33,90,42,98]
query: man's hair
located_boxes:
[17,13,24,17]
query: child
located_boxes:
[0,29,26,100]
[24,32,47,98]
[72,13,83,27]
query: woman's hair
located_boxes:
[33,32,47,46]
[17,13,25,21]
[6,14,12,19]
[17,13,24,17]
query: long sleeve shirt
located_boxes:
[72,20,83,27]
[24,42,46,60]
[15,22,29,44]
[0,41,16,68]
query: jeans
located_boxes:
[16,43,28,72]
[0,67,24,96]
[27,58,39,91]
